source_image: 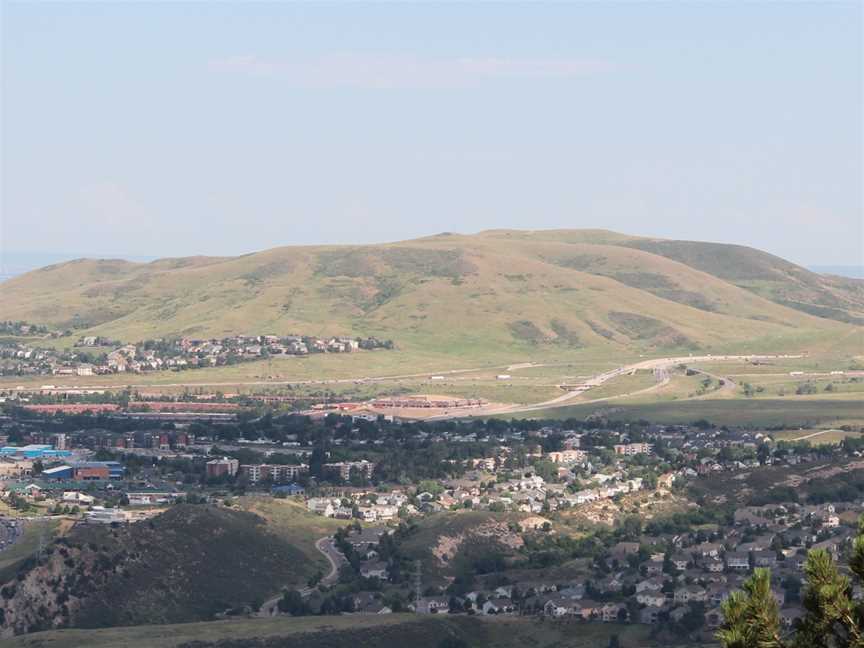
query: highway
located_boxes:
[426,353,803,420]
[509,353,800,413]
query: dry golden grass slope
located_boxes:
[2,229,862,366]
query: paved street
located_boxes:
[258,535,347,617]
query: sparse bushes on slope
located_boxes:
[0,505,314,635]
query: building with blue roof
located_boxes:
[71,461,125,480]
[0,445,72,459]
[42,465,74,480]
[271,483,305,496]
[39,462,124,481]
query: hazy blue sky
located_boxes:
[1,2,861,266]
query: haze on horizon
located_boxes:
[1,2,862,268]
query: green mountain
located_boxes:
[2,230,861,364]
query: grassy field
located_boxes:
[0,500,49,518]
[574,369,660,401]
[513,397,864,428]
[3,344,858,428]
[402,381,563,405]
[0,348,626,391]
[771,428,863,445]
[693,355,864,376]
[729,375,864,398]
[0,613,699,648]
[0,349,504,389]
[611,371,734,403]
[4,347,858,428]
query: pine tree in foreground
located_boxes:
[717,517,864,648]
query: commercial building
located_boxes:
[546,449,587,464]
[324,460,375,481]
[271,484,305,496]
[85,507,127,524]
[206,457,239,479]
[40,461,124,481]
[127,491,181,506]
[240,463,308,484]
[41,465,73,480]
[0,459,34,479]
[62,491,95,505]
[613,443,653,456]
[75,461,124,480]
[0,445,72,460]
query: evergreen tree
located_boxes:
[717,569,783,648]
[717,517,864,648]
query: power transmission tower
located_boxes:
[414,559,422,613]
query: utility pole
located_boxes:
[36,522,45,562]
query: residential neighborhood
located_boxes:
[0,401,860,642]
[0,333,394,377]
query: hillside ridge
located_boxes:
[0,505,314,636]
[1,229,861,364]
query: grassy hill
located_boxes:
[394,511,527,583]
[0,505,316,636]
[1,230,861,369]
[237,496,347,567]
[624,238,864,325]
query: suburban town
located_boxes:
[0,398,860,644]
[1,2,860,645]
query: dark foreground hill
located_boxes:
[0,505,312,636]
[0,614,671,648]
[1,229,861,365]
